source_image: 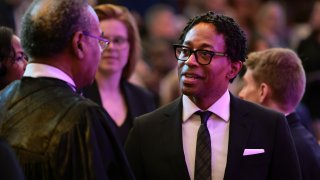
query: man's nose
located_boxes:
[185,53,198,66]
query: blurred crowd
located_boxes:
[1,0,320,139]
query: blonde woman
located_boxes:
[83,4,156,144]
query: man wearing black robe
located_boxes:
[0,0,134,179]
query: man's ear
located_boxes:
[258,82,270,104]
[227,61,243,79]
[72,31,85,59]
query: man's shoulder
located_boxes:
[0,86,108,153]
[0,78,104,129]
[134,98,180,124]
[231,96,287,129]
[288,114,320,158]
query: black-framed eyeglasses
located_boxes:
[83,32,110,49]
[173,44,227,65]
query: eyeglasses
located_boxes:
[14,52,28,62]
[173,44,227,65]
[104,36,128,49]
[83,32,110,49]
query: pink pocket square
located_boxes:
[243,149,265,156]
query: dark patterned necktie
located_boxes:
[194,111,212,180]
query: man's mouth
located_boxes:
[184,73,202,79]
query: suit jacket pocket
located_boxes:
[242,152,269,165]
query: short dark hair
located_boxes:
[0,26,14,76]
[178,11,247,62]
[21,0,93,59]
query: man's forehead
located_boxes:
[183,25,226,50]
[184,23,223,40]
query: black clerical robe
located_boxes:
[0,139,25,180]
[0,77,134,180]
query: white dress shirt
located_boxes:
[23,63,76,91]
[182,90,230,180]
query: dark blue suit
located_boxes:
[287,112,320,180]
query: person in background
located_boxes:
[297,0,320,141]
[252,1,289,48]
[143,38,178,105]
[0,0,16,31]
[143,4,180,42]
[140,4,184,104]
[183,0,231,18]
[239,48,320,180]
[0,0,33,35]
[0,0,134,179]
[83,4,156,144]
[233,23,314,132]
[125,11,301,180]
[0,26,27,90]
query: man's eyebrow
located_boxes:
[199,44,214,49]
[182,42,214,50]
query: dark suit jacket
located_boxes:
[125,95,301,180]
[287,112,320,180]
[83,80,156,143]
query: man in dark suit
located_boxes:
[125,12,301,180]
[0,0,134,179]
[239,48,320,180]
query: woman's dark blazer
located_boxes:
[83,80,156,142]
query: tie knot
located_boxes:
[195,111,212,125]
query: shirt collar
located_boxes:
[23,63,76,88]
[182,90,230,122]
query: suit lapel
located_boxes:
[223,95,253,180]
[161,97,191,180]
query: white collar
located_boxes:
[182,90,230,122]
[23,63,76,89]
